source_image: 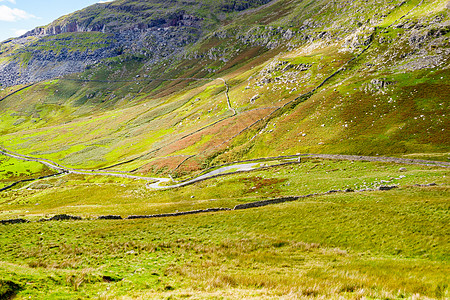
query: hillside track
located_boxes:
[0,76,236,173]
[0,0,437,188]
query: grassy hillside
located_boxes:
[1,157,447,219]
[1,192,449,300]
[1,0,449,175]
[0,0,449,298]
[0,155,54,190]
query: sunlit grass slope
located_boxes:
[0,1,449,298]
[0,0,448,175]
[0,155,54,189]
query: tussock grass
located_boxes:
[0,186,448,298]
[0,0,449,298]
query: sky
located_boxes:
[0,0,113,42]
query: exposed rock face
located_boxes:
[22,13,204,37]
[0,26,201,87]
[0,54,104,87]
[0,0,272,87]
[0,0,448,88]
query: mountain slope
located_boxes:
[0,0,448,177]
[0,0,272,87]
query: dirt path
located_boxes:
[147,162,261,189]
[1,76,236,173]
[62,76,235,115]
[3,146,447,192]
[0,149,66,172]
[218,77,236,115]
[0,0,443,191]
[0,148,164,189]
[171,0,428,171]
[1,2,426,177]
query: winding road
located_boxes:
[1,146,448,192]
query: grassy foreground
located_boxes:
[0,159,448,299]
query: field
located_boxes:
[0,158,449,299]
[0,155,54,190]
[0,188,448,299]
[1,157,447,219]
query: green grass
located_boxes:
[0,0,449,298]
[0,155,54,189]
[1,157,447,219]
[378,0,423,27]
[1,0,448,173]
[0,185,448,299]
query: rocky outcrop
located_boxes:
[0,25,200,87]
[1,0,448,89]
[23,12,204,37]
[1,0,274,87]
[364,78,397,94]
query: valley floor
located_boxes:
[0,153,448,299]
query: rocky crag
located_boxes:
[0,26,201,86]
[0,0,272,87]
[0,0,448,172]
[1,0,449,88]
